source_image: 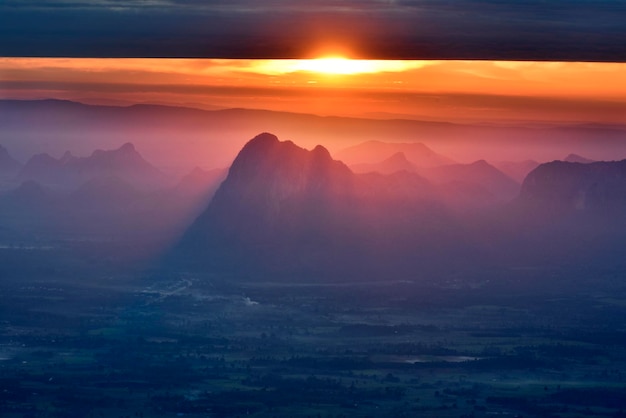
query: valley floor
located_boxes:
[1,246,626,417]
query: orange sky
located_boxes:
[1,58,625,124]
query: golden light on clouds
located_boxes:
[248,57,429,75]
[0,58,624,124]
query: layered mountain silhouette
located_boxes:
[494,159,541,183]
[173,167,227,199]
[0,145,22,177]
[351,152,418,174]
[564,153,595,164]
[0,154,225,259]
[176,133,482,279]
[348,152,519,206]
[18,143,166,190]
[179,133,357,276]
[421,160,520,206]
[4,100,626,172]
[0,180,59,235]
[520,159,626,214]
[70,176,142,213]
[336,140,455,168]
[492,159,626,266]
[3,121,626,275]
[4,180,50,208]
[173,133,626,280]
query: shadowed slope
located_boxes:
[351,152,418,175]
[337,140,454,168]
[176,133,476,281]
[422,160,520,207]
[521,159,626,214]
[0,145,22,177]
[564,153,595,164]
[19,142,166,190]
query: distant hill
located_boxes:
[19,142,167,190]
[564,153,595,164]
[69,176,142,212]
[421,160,520,205]
[19,153,68,185]
[0,180,59,234]
[337,140,455,167]
[4,180,50,207]
[173,167,227,200]
[351,152,418,174]
[520,159,626,214]
[0,144,22,177]
[176,133,626,281]
[0,147,226,255]
[494,160,541,183]
[3,99,626,169]
[491,159,626,266]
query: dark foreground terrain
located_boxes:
[2,244,626,418]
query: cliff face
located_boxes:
[180,134,356,274]
[210,133,354,227]
[177,133,455,279]
[520,159,626,213]
[175,136,626,281]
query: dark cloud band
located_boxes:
[1,1,625,60]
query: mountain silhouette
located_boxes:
[19,143,166,190]
[421,160,520,206]
[0,180,58,233]
[174,167,227,199]
[4,99,626,170]
[564,153,595,164]
[491,159,626,267]
[19,153,68,185]
[494,159,541,183]
[184,132,354,244]
[69,176,142,212]
[5,180,50,206]
[0,145,22,177]
[351,152,418,174]
[336,140,455,168]
[520,159,626,214]
[176,133,476,280]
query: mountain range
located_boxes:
[0,144,22,177]
[338,140,455,168]
[564,153,596,164]
[18,142,167,191]
[521,159,626,214]
[0,143,226,259]
[3,99,626,170]
[3,128,626,275]
[350,152,418,175]
[421,160,520,206]
[174,133,626,281]
[177,133,461,278]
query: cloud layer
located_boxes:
[2,58,625,124]
[1,1,625,60]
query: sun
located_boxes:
[249,57,426,76]
[293,57,382,75]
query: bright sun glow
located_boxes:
[250,57,428,76]
[295,57,384,75]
